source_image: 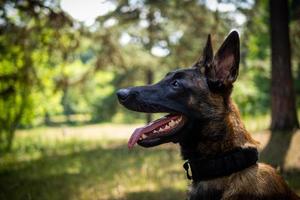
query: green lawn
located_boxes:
[0,125,187,200]
[0,123,299,200]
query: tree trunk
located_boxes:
[44,112,52,126]
[146,69,153,123]
[61,86,72,123]
[270,0,299,130]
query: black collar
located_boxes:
[183,147,258,182]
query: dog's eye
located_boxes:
[171,80,180,88]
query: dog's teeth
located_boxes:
[169,120,175,126]
[165,125,170,129]
[153,130,158,133]
[175,117,181,123]
[142,134,146,139]
[159,128,163,132]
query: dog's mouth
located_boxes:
[128,114,187,149]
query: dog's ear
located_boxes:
[202,34,213,66]
[194,34,213,70]
[207,31,240,89]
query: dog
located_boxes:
[117,31,300,200]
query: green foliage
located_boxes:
[0,0,78,150]
[233,65,270,116]
[88,71,117,122]
[244,0,270,61]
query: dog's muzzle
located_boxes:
[116,88,131,102]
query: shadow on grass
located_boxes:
[283,169,300,194]
[1,130,300,200]
[0,143,185,200]
[124,188,186,200]
[260,129,300,195]
[260,130,296,168]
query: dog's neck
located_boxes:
[179,99,259,185]
[179,99,258,161]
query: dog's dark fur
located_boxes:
[117,31,300,199]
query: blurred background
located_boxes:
[0,0,299,199]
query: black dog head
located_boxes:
[117,31,240,149]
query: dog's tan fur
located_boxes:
[190,100,299,199]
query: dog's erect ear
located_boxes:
[202,34,213,66]
[194,34,213,69]
[207,31,240,86]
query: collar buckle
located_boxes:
[183,161,192,180]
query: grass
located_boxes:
[0,123,299,200]
[0,124,187,200]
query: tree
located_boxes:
[0,0,77,151]
[269,0,299,130]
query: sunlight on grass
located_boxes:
[0,125,187,200]
[242,114,270,132]
[0,123,299,199]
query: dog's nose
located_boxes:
[117,89,130,101]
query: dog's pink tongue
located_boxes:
[128,127,146,149]
[128,115,178,149]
